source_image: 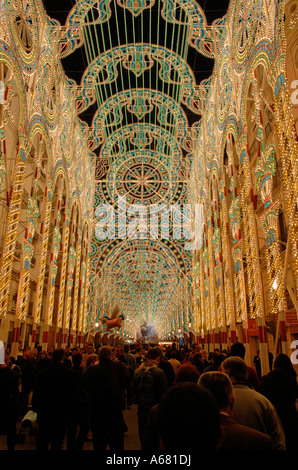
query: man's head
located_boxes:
[156,382,222,450]
[86,353,98,367]
[175,363,200,384]
[5,350,11,365]
[201,349,209,360]
[221,356,248,384]
[170,350,178,359]
[146,347,162,364]
[115,345,124,358]
[39,350,47,360]
[98,345,112,362]
[52,348,65,363]
[230,342,246,359]
[33,348,38,357]
[23,348,33,360]
[198,371,235,414]
[72,352,82,368]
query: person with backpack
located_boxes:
[133,347,167,449]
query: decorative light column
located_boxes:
[218,176,236,344]
[32,178,54,345]
[14,171,40,349]
[55,205,71,346]
[1,140,29,356]
[40,183,63,350]
[71,227,82,346]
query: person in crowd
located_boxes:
[36,350,51,373]
[67,353,90,450]
[190,351,207,375]
[201,349,210,369]
[71,347,78,357]
[228,342,260,390]
[85,353,98,367]
[123,344,136,408]
[253,350,262,380]
[221,356,286,450]
[47,346,54,361]
[65,346,72,358]
[0,351,20,449]
[165,342,178,360]
[5,350,21,378]
[16,342,24,363]
[83,346,127,451]
[198,371,273,449]
[190,343,201,355]
[32,348,39,360]
[62,348,72,369]
[168,350,181,375]
[5,345,16,364]
[178,347,188,364]
[203,351,225,372]
[134,346,144,367]
[156,382,222,451]
[82,343,94,367]
[17,348,37,418]
[175,362,200,384]
[268,350,274,370]
[259,353,298,450]
[114,345,129,411]
[156,348,175,387]
[32,348,77,450]
[5,350,21,420]
[34,343,42,355]
[133,347,168,449]
[142,374,219,451]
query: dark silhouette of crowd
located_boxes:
[0,339,297,451]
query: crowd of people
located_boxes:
[0,340,297,451]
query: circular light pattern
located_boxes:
[123,163,162,200]
[103,151,184,207]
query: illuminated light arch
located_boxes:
[58,0,112,58]
[237,40,276,126]
[87,237,191,333]
[58,0,215,59]
[88,88,196,152]
[76,43,204,114]
[0,44,28,125]
[99,122,184,160]
[160,0,214,57]
[94,236,190,276]
[52,161,70,202]
[27,114,53,170]
[6,0,40,74]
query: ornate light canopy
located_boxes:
[41,0,230,340]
